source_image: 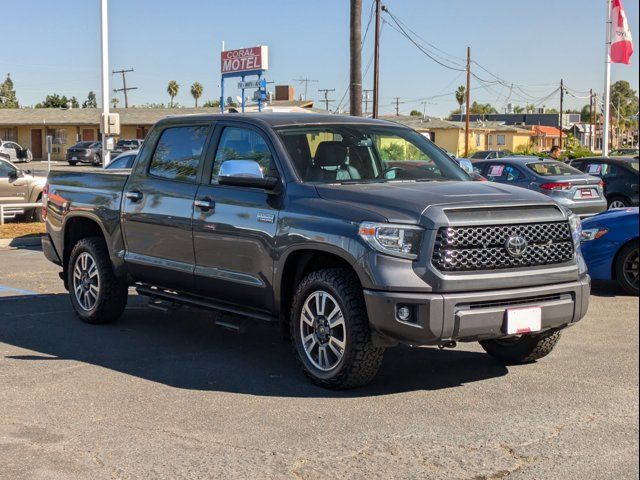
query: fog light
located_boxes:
[397,305,412,322]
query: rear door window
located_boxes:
[149,125,209,183]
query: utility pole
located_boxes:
[393,97,402,116]
[559,79,564,148]
[293,77,318,101]
[464,46,471,157]
[350,0,363,116]
[363,88,373,116]
[589,88,594,150]
[318,88,335,111]
[372,0,382,118]
[100,0,110,166]
[112,68,137,108]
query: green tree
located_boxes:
[410,109,422,117]
[0,74,19,108]
[203,99,220,108]
[83,91,97,108]
[111,97,119,108]
[190,82,203,107]
[513,105,525,114]
[580,104,592,123]
[35,93,79,108]
[455,85,466,114]
[167,80,179,107]
[469,101,497,115]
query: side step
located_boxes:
[135,285,278,323]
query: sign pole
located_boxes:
[258,74,262,112]
[100,0,111,166]
[241,75,245,113]
[603,0,612,156]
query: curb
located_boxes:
[0,236,43,248]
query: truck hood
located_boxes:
[315,181,559,225]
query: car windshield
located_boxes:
[527,161,583,176]
[470,151,489,159]
[276,124,469,184]
[74,142,94,148]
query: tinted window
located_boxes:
[485,163,522,182]
[212,127,274,183]
[149,125,209,182]
[106,154,134,169]
[470,151,488,159]
[74,142,94,148]
[527,162,583,176]
[0,160,16,177]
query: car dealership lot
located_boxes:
[0,246,638,480]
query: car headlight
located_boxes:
[581,227,609,242]
[358,222,424,260]
[567,213,582,248]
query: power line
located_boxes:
[112,68,137,108]
[293,77,318,101]
[318,88,336,111]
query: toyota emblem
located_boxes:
[505,235,528,257]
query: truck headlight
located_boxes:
[358,222,424,260]
[581,227,609,242]
[567,213,582,248]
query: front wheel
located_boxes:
[480,329,562,364]
[68,237,128,324]
[291,268,385,389]
[608,196,630,209]
[615,241,639,296]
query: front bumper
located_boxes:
[364,276,590,345]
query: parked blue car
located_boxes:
[581,208,639,295]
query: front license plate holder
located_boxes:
[505,306,542,335]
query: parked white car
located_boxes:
[0,139,33,163]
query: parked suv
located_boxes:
[42,114,590,389]
[115,139,144,151]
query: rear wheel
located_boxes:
[615,241,639,296]
[608,196,630,209]
[290,268,385,389]
[68,237,128,324]
[480,329,562,364]
[68,161,77,166]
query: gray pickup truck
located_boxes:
[42,114,590,389]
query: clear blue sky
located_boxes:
[2,0,638,117]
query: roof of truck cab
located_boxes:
[157,112,402,128]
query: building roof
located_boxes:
[382,115,479,131]
[531,125,561,137]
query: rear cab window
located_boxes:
[149,125,209,182]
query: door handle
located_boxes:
[125,190,143,201]
[194,198,215,211]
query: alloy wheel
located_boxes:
[609,200,627,209]
[623,249,639,291]
[299,290,347,372]
[73,252,100,311]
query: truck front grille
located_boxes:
[432,222,574,272]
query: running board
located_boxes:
[135,285,278,323]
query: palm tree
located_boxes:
[167,80,179,107]
[190,82,203,107]
[455,85,466,119]
[111,97,119,108]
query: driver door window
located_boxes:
[212,127,274,183]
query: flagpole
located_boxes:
[602,0,612,156]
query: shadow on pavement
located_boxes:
[0,293,508,398]
[589,280,629,298]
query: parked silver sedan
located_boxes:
[473,157,607,217]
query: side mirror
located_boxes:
[457,158,474,175]
[218,159,280,191]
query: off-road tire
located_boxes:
[615,240,639,296]
[67,237,128,324]
[480,329,562,364]
[290,268,385,389]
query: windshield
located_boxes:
[527,161,583,176]
[74,141,94,148]
[276,125,469,184]
[470,151,489,159]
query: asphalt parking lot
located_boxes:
[0,245,638,479]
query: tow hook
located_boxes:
[438,341,457,349]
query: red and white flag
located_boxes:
[610,0,634,64]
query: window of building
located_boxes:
[149,125,209,183]
[488,135,493,146]
[497,135,506,146]
[1,127,18,142]
[212,127,275,183]
[46,128,68,145]
[475,134,481,147]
